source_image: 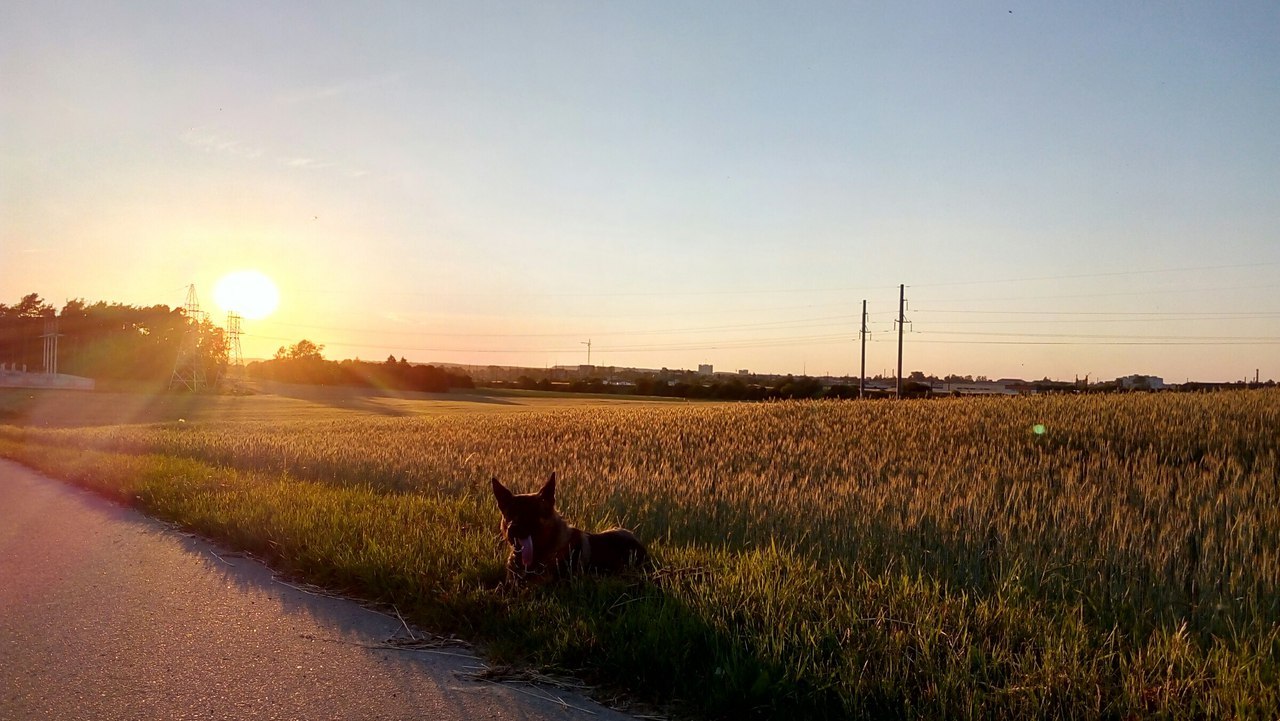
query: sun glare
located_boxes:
[213,270,280,320]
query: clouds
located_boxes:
[179,126,367,178]
[174,72,404,181]
[275,73,403,106]
[282,157,333,170]
[180,127,265,160]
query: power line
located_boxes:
[249,334,578,355]
[246,331,864,355]
[276,260,1278,300]
[231,260,1280,374]
[910,338,1280,346]
[245,305,1277,345]
[563,300,879,320]
[296,307,1279,333]
[912,309,1280,317]
[911,315,1280,326]
[908,282,1280,304]
[250,313,871,339]
[286,282,901,299]
[908,261,1280,289]
[917,330,1280,341]
[250,332,1280,354]
[595,333,857,352]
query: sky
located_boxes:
[3,2,1278,382]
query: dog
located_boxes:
[490,472,647,584]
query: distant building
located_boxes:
[698,364,713,376]
[1117,374,1165,390]
[940,381,1020,396]
[863,379,897,392]
[737,369,750,376]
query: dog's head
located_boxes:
[490,472,558,572]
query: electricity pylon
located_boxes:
[226,312,244,376]
[169,284,208,391]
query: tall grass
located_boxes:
[3,390,1278,718]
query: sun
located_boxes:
[213,270,280,320]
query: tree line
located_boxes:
[247,340,473,393]
[2,293,472,393]
[1,293,225,382]
[503,374,920,400]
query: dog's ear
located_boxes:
[491,477,515,518]
[537,472,556,507]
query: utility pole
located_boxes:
[859,299,867,399]
[896,284,906,398]
[581,339,592,367]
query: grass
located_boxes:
[2,388,1278,719]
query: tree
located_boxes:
[902,381,934,398]
[276,339,325,361]
[6,293,55,318]
[249,346,473,392]
[0,293,55,370]
[2,294,220,383]
[194,315,229,384]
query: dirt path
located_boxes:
[0,459,639,721]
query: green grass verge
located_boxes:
[3,434,1276,720]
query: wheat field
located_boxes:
[4,389,1278,718]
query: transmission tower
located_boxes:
[169,284,208,391]
[226,312,244,376]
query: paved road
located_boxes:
[0,459,638,721]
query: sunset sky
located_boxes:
[3,2,1278,382]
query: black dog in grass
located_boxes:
[490,472,647,585]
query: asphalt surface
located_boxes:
[0,459,639,721]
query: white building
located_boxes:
[1117,374,1165,390]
